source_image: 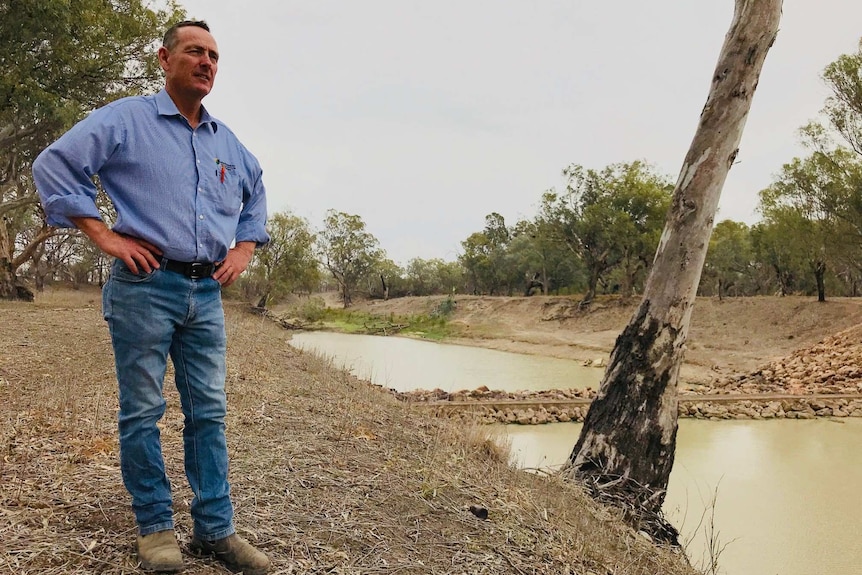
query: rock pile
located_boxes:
[436,397,862,425]
[392,386,595,404]
[708,324,862,396]
[679,398,862,419]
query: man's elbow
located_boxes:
[32,152,52,201]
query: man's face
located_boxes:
[159,26,219,101]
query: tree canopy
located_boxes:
[317,210,383,308]
[0,0,184,299]
[243,211,320,308]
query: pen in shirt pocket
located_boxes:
[215,158,237,183]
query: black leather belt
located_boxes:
[162,259,216,279]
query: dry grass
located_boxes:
[0,294,697,574]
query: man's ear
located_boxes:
[157,46,170,72]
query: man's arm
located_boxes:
[71,217,162,275]
[212,241,255,287]
[33,105,123,229]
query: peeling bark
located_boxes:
[564,0,782,544]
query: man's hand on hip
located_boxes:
[71,217,162,274]
[213,242,255,287]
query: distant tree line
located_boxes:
[2,5,861,308]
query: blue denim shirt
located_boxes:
[33,89,270,263]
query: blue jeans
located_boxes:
[102,259,235,540]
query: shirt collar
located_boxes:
[155,89,219,133]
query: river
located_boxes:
[290,331,862,575]
[290,331,603,392]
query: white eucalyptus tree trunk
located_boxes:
[565,0,783,544]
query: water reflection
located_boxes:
[504,420,862,575]
[290,331,603,392]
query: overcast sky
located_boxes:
[178,1,862,264]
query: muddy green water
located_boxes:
[290,332,862,574]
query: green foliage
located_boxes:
[317,210,384,307]
[821,39,862,155]
[432,294,457,318]
[527,161,672,299]
[458,212,522,295]
[1,0,184,291]
[1,0,183,160]
[273,296,327,322]
[509,217,584,295]
[454,162,671,299]
[244,211,320,307]
[318,305,458,340]
[368,257,406,299]
[700,220,756,298]
[403,257,464,296]
[757,146,862,299]
[747,39,862,299]
[298,297,327,322]
[404,316,454,340]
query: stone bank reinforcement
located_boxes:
[397,388,862,425]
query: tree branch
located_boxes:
[12,225,58,269]
[0,194,39,217]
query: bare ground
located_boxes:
[0,289,698,575]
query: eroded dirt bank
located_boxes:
[350,295,862,423]
[355,294,862,387]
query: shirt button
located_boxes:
[198,187,202,192]
[199,215,205,220]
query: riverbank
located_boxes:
[0,292,696,575]
[343,294,862,423]
[350,294,862,386]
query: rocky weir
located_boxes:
[395,322,862,425]
[396,387,862,424]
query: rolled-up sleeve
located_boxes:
[235,155,270,248]
[33,107,121,229]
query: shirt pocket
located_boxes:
[217,179,243,217]
[213,166,243,217]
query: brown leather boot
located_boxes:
[137,530,184,572]
[189,534,270,575]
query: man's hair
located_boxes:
[163,20,211,50]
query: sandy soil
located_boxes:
[354,294,862,386]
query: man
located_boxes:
[33,21,271,574]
